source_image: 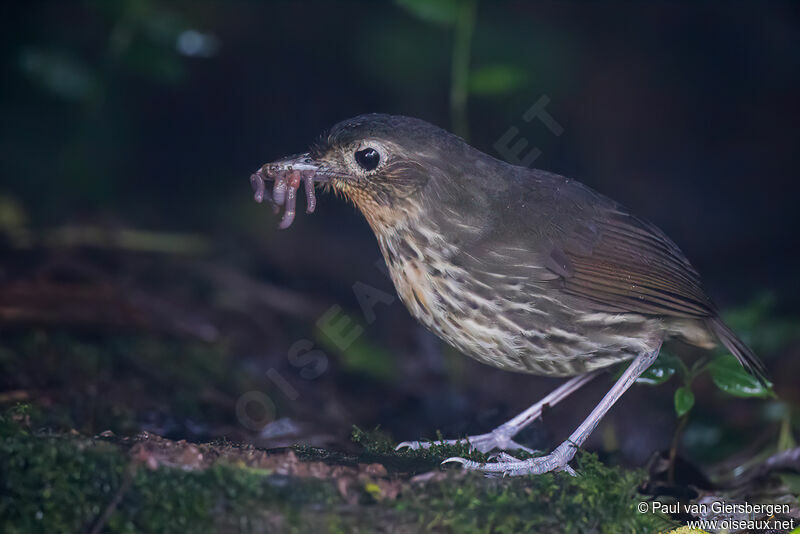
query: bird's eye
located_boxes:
[354,148,380,171]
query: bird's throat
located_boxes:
[332,179,426,241]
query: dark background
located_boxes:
[1,1,798,469]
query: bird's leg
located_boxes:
[396,370,602,454]
[443,343,662,476]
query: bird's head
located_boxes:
[258,114,489,234]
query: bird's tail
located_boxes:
[706,316,768,385]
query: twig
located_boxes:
[87,464,135,534]
[667,414,688,484]
[195,261,323,318]
[450,0,477,140]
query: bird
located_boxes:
[250,113,767,476]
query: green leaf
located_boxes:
[722,294,800,355]
[18,48,100,102]
[636,351,679,385]
[708,354,773,398]
[674,386,695,417]
[468,65,529,95]
[315,319,397,382]
[395,0,460,26]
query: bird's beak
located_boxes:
[260,152,331,183]
[250,152,335,229]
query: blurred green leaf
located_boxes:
[141,8,186,45]
[637,351,680,385]
[708,354,773,398]
[723,293,799,355]
[124,43,185,84]
[18,49,100,102]
[0,195,27,230]
[42,225,209,254]
[0,195,32,248]
[674,386,695,417]
[315,322,397,382]
[780,473,800,496]
[468,64,528,95]
[396,0,460,26]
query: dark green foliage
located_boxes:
[635,295,793,420]
[637,351,680,385]
[708,355,773,399]
[674,386,695,417]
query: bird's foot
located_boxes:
[396,425,535,454]
[442,441,578,477]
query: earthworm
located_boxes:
[250,165,318,229]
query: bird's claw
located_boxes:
[441,442,578,477]
[441,456,483,470]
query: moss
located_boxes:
[1,409,673,533]
[0,411,340,533]
[305,426,674,533]
[406,454,674,534]
[1,425,129,532]
[347,425,491,472]
[294,425,490,475]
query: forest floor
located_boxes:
[5,397,800,533]
[2,403,677,533]
[1,244,798,533]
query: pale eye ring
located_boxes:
[354,147,380,171]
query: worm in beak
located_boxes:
[249,153,326,229]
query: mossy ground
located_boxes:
[1,406,674,534]
[2,316,795,533]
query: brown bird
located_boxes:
[250,114,766,476]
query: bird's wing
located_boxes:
[551,207,715,318]
[442,168,767,379]
[451,169,716,319]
